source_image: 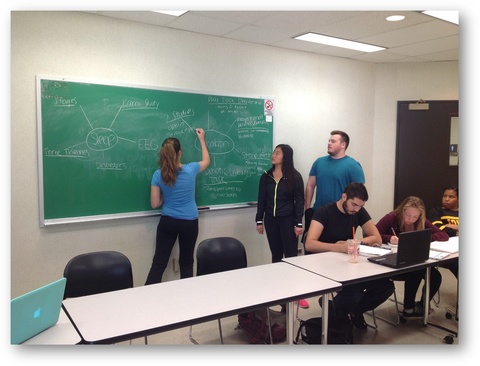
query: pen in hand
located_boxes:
[390,228,398,245]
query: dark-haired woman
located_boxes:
[255,144,307,308]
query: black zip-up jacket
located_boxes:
[255,169,304,226]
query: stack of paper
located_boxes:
[429,250,450,260]
[430,236,459,254]
[359,245,391,257]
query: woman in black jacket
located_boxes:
[255,144,307,308]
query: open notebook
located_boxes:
[429,236,458,260]
[11,278,67,344]
[430,236,459,254]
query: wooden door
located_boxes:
[394,100,458,213]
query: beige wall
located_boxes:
[10,11,459,297]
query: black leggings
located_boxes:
[394,267,442,309]
[264,214,298,263]
[145,215,199,285]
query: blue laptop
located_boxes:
[11,277,67,344]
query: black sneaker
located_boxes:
[416,301,434,314]
[402,304,423,318]
[350,313,367,329]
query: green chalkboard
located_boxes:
[37,76,274,226]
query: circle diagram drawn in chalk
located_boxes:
[86,127,119,151]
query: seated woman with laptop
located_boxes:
[376,196,449,317]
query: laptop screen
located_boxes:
[11,277,67,344]
[396,228,432,266]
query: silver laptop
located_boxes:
[367,229,432,268]
[11,277,67,344]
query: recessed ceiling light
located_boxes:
[386,15,405,22]
[294,33,386,53]
[422,10,459,25]
[151,10,188,17]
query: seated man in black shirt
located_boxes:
[305,182,394,329]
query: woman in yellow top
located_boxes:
[429,185,458,278]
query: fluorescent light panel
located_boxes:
[386,15,405,22]
[422,11,459,25]
[152,10,188,17]
[294,33,385,53]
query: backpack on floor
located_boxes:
[295,300,353,344]
[295,316,353,344]
[237,309,286,344]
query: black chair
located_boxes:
[189,237,265,344]
[369,267,446,328]
[367,280,401,327]
[63,251,147,344]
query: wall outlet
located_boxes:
[172,258,179,272]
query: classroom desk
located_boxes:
[283,252,456,328]
[62,262,342,345]
[22,308,81,345]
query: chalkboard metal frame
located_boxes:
[36,76,273,226]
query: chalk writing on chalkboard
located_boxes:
[37,76,274,226]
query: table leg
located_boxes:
[423,267,430,325]
[286,301,294,344]
[322,294,329,344]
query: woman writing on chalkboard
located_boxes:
[255,144,308,308]
[145,128,210,285]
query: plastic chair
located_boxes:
[367,282,401,328]
[63,251,147,344]
[445,279,459,321]
[368,268,443,328]
[367,275,436,328]
[188,237,273,344]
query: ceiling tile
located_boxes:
[83,11,459,64]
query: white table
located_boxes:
[62,262,341,345]
[283,251,441,284]
[22,308,81,345]
[283,252,456,326]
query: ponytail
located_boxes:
[159,138,181,186]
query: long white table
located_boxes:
[283,251,442,284]
[62,262,342,345]
[283,251,457,326]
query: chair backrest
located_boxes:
[195,237,247,276]
[63,251,133,298]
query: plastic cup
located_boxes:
[389,243,398,253]
[347,239,359,263]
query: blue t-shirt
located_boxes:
[309,155,365,210]
[151,162,201,220]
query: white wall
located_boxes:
[369,63,459,222]
[10,11,459,297]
